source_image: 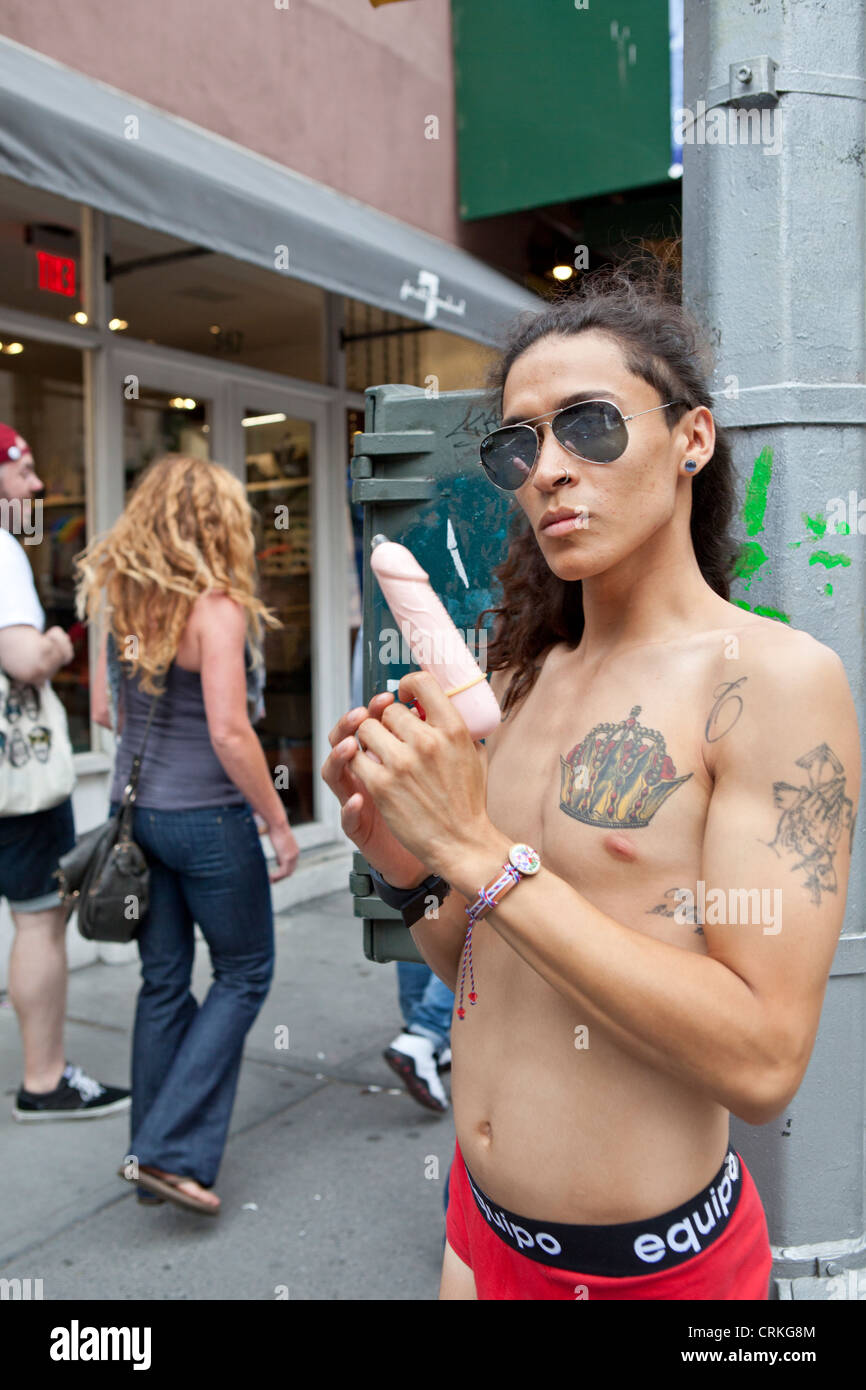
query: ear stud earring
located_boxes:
[684,460,698,472]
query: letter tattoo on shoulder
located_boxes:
[705,677,748,743]
[763,743,855,906]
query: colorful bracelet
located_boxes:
[458,843,541,1019]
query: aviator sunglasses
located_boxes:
[479,398,686,492]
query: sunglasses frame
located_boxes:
[480,397,687,492]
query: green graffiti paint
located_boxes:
[742,446,773,537]
[732,540,769,587]
[809,551,852,570]
[731,598,791,624]
[803,513,827,538]
[825,583,834,596]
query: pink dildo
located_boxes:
[370,536,500,741]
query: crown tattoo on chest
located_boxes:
[560,705,693,829]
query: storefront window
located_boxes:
[342,296,496,394]
[244,412,313,825]
[0,338,89,751]
[109,216,326,384]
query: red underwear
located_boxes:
[445,1138,772,1300]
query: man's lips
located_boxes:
[539,507,590,537]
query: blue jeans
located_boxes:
[397,962,453,1052]
[121,803,274,1188]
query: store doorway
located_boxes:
[109,348,340,839]
[241,406,315,826]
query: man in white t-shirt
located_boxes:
[0,423,130,1121]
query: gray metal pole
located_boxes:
[682,0,866,1298]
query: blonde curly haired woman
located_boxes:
[77,455,299,1215]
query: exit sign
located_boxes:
[36,251,76,297]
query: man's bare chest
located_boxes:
[484,646,729,908]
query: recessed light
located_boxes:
[241,413,287,427]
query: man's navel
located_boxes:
[602,832,640,862]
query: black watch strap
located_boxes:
[400,874,451,928]
[368,865,451,928]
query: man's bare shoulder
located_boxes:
[704,612,860,782]
[725,615,851,698]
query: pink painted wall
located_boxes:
[0,0,463,243]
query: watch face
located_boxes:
[509,843,540,875]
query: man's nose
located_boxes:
[529,421,579,488]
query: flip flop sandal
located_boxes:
[117,1166,220,1216]
[137,1189,165,1206]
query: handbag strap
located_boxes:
[121,683,164,807]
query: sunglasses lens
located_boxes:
[480,425,538,491]
[554,400,629,463]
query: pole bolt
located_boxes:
[736,65,752,83]
[824,1261,842,1277]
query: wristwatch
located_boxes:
[465,843,541,923]
[368,864,452,929]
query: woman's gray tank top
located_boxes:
[109,664,246,810]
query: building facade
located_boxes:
[0,1,540,976]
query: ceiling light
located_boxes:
[241,412,287,427]
[209,325,221,335]
[3,342,24,354]
[183,398,196,410]
[108,318,128,331]
[552,265,574,281]
[71,311,89,325]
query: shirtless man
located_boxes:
[322,288,860,1300]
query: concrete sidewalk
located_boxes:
[0,888,454,1301]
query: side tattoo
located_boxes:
[647,888,704,934]
[705,677,748,743]
[560,706,693,829]
[763,743,854,906]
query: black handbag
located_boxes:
[55,691,161,943]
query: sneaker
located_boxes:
[383,1032,449,1113]
[435,1045,452,1072]
[13,1063,131,1122]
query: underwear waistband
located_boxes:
[463,1147,742,1277]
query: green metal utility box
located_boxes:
[350,383,514,963]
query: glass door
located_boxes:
[242,407,315,826]
[123,384,212,498]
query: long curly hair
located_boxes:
[75,454,280,694]
[476,253,740,718]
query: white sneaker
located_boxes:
[436,1045,452,1072]
[383,1031,449,1113]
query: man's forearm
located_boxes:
[443,826,787,1123]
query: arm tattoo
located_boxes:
[763,743,854,906]
[705,677,748,743]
